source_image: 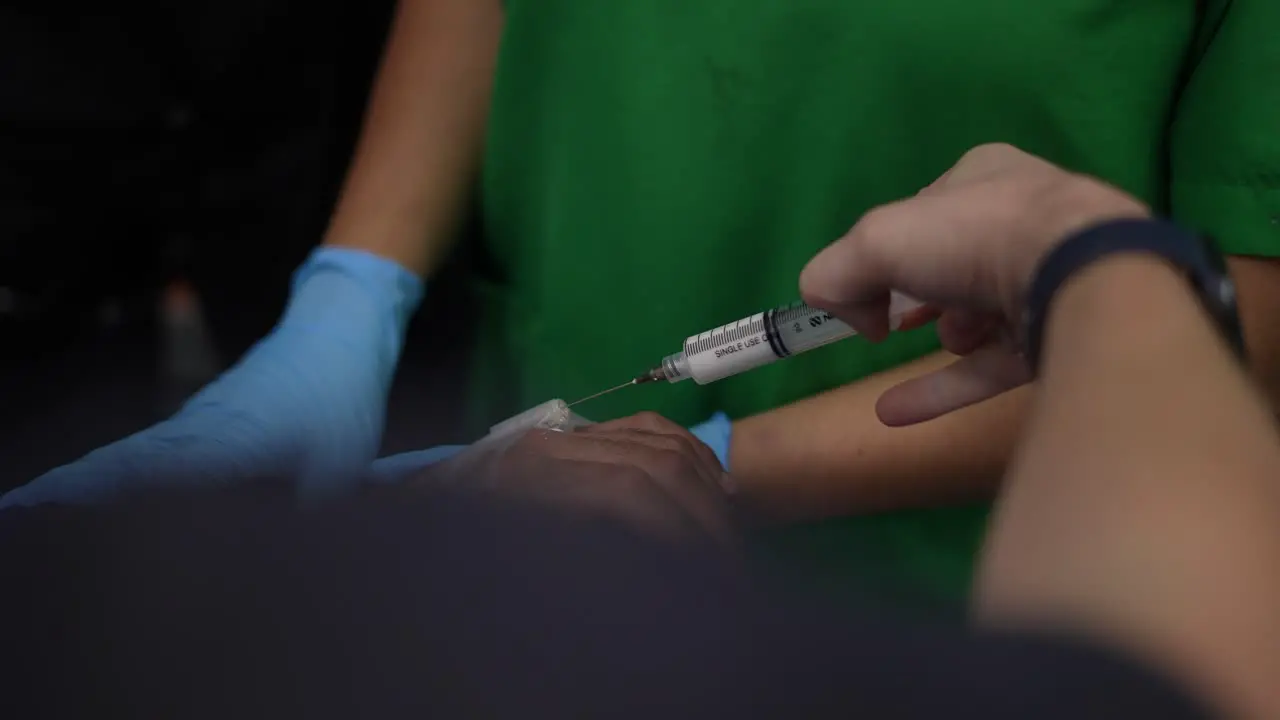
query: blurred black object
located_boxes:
[0,0,396,358]
[0,0,471,487]
[1,486,1205,718]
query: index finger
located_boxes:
[799,188,1006,338]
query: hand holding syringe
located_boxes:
[570,292,923,406]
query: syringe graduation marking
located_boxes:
[646,295,915,387]
[685,315,766,354]
[774,301,826,325]
[684,302,823,356]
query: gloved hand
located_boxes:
[690,412,732,470]
[0,247,423,509]
[362,412,734,488]
[366,445,466,485]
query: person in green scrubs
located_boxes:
[325,0,1280,599]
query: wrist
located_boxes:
[1024,218,1243,372]
[276,248,425,379]
[1042,254,1214,374]
[1010,183,1150,306]
[289,248,424,324]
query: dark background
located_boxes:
[0,0,471,490]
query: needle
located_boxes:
[568,380,638,408]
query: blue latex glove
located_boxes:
[0,247,423,509]
[364,412,731,486]
[690,412,732,470]
[366,445,466,484]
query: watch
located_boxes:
[1024,217,1245,372]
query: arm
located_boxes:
[730,258,1280,524]
[1228,259,1280,402]
[732,0,1280,522]
[0,0,504,507]
[324,0,503,276]
[729,351,1026,523]
[1173,0,1280,412]
[974,254,1280,718]
[784,142,1277,715]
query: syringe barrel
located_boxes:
[673,293,920,385]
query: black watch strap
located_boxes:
[1024,218,1244,372]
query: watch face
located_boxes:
[1196,235,1246,358]
[1215,276,1247,358]
[1213,276,1236,308]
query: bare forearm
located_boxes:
[976,256,1280,717]
[731,258,1280,525]
[730,351,1026,523]
[1228,256,1280,406]
[324,0,502,276]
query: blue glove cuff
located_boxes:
[169,247,426,498]
[287,247,425,357]
[292,247,424,314]
[690,412,733,471]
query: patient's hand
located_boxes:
[420,413,736,548]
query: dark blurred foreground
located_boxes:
[0,485,1204,719]
[0,0,471,490]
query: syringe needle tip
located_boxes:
[567,380,636,408]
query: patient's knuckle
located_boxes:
[629,411,676,433]
[609,467,654,497]
[644,431,686,454]
[651,448,696,480]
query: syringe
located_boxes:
[635,292,922,386]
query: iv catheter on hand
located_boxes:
[635,292,923,386]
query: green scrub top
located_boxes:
[469,0,1280,598]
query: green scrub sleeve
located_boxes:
[1170,0,1280,257]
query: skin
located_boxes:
[801,144,1280,717]
[323,0,1280,525]
[416,412,738,548]
[320,15,1280,700]
[729,258,1280,523]
[979,255,1280,719]
[323,0,502,276]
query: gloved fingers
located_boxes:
[689,412,733,473]
[367,445,468,484]
[0,404,318,509]
[0,421,250,509]
[0,466,113,509]
[3,250,429,510]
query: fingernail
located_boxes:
[718,472,738,496]
[888,293,925,331]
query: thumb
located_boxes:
[875,345,1031,426]
[800,188,1007,338]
